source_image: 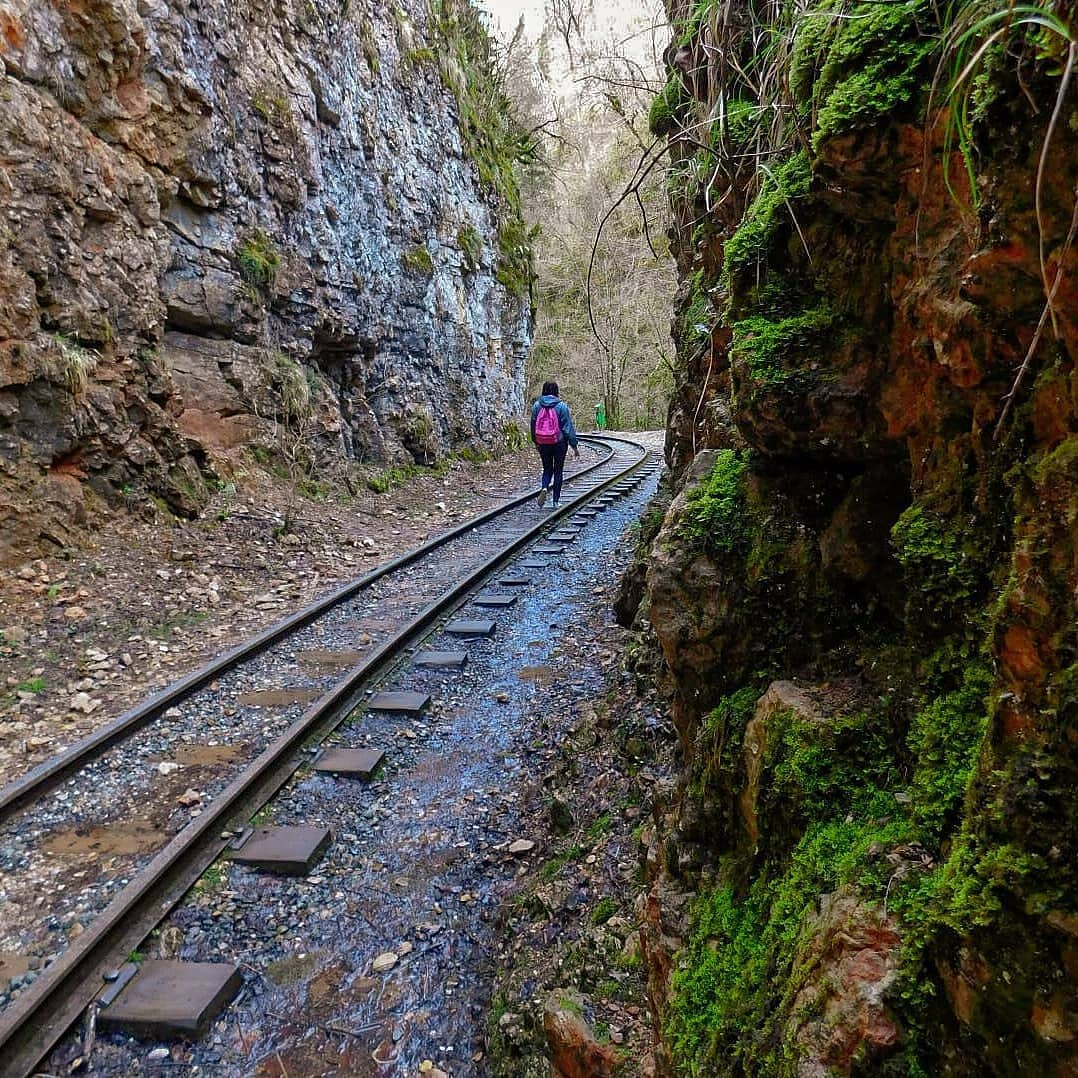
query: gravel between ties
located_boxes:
[0,446,628,1005]
[45,441,665,1076]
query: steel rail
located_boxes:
[0,436,622,823]
[0,436,650,1078]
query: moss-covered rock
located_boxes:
[643,0,1078,1070]
[791,0,937,148]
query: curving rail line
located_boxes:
[0,434,655,1078]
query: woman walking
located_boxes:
[530,381,580,507]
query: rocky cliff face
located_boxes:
[631,1,1077,1073]
[0,0,532,562]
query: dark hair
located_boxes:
[542,381,559,396]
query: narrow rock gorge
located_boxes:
[0,0,532,562]
[624,0,1077,1073]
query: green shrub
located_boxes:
[237,230,282,289]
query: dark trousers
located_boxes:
[538,441,569,502]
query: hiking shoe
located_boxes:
[552,499,560,507]
[537,487,548,508]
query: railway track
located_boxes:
[0,435,659,1077]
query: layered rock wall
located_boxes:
[632,1,1077,1073]
[0,0,531,561]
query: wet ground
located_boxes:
[45,439,665,1076]
[0,444,622,990]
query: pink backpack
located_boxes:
[534,404,561,445]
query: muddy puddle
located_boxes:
[296,649,367,671]
[238,688,324,709]
[43,818,167,859]
[516,665,555,685]
[171,743,247,766]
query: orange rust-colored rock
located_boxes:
[0,13,24,51]
[786,891,903,1072]
[543,992,619,1078]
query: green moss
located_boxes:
[729,303,838,385]
[718,96,758,148]
[251,87,290,126]
[591,897,618,925]
[649,75,690,137]
[702,686,759,762]
[236,230,282,290]
[691,685,762,820]
[403,244,435,275]
[1032,434,1078,496]
[888,825,1052,1040]
[405,45,436,66]
[682,449,749,552]
[722,152,811,290]
[891,505,985,627]
[907,665,992,839]
[457,224,483,271]
[667,801,917,1072]
[495,216,538,299]
[675,271,714,350]
[791,0,937,147]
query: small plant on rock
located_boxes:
[52,334,98,397]
[236,229,282,291]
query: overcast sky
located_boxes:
[477,0,664,89]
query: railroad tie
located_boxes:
[413,650,469,669]
[473,592,518,608]
[96,960,242,1039]
[368,690,431,714]
[445,619,497,638]
[229,825,332,876]
[313,746,385,780]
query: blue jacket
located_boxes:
[531,394,578,448]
